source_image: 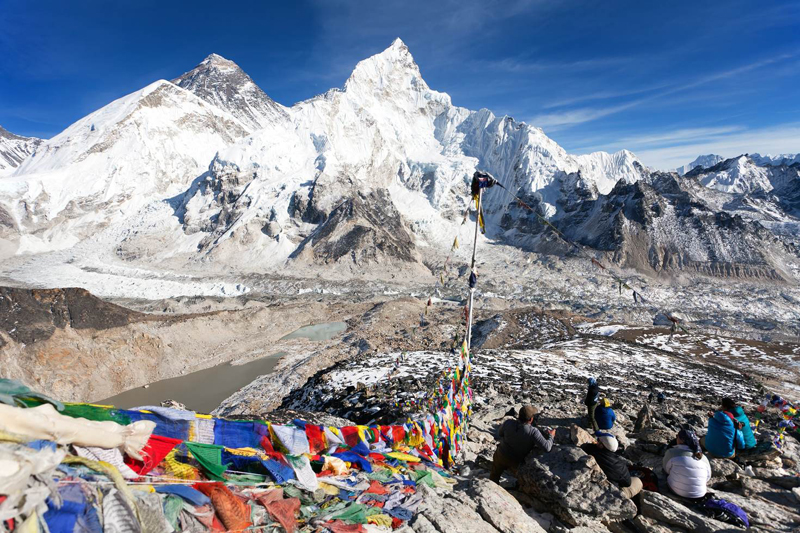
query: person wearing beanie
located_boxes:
[490,404,555,483]
[701,397,746,458]
[595,398,617,430]
[585,377,601,431]
[581,432,642,499]
[663,427,711,500]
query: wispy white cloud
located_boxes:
[532,102,637,129]
[475,55,635,74]
[532,53,799,129]
[615,126,746,148]
[542,83,671,109]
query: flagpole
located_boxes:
[466,188,482,351]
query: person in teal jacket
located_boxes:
[701,398,746,458]
[725,399,757,449]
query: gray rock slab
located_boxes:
[517,445,637,526]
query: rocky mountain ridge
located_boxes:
[0,125,41,175]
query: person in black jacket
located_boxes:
[490,405,555,483]
[581,433,642,499]
[586,377,600,431]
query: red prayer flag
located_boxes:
[305,424,326,454]
[124,434,182,475]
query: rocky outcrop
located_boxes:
[516,446,637,526]
[409,481,546,533]
[639,491,732,532]
[555,172,796,279]
[0,287,149,346]
[291,189,424,270]
[466,479,547,533]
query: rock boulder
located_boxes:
[467,479,547,533]
[639,491,732,533]
[517,445,637,526]
[571,424,595,446]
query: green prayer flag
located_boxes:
[163,495,184,530]
[414,469,436,487]
[0,379,64,411]
[184,441,230,481]
[60,403,131,425]
[334,503,368,524]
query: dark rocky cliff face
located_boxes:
[172,54,287,130]
[554,172,795,279]
[0,287,147,346]
[291,189,421,267]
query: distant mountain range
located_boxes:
[676,153,799,176]
[0,39,797,288]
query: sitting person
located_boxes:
[586,377,601,431]
[663,427,711,499]
[701,398,745,458]
[727,399,756,450]
[490,405,555,483]
[595,398,616,430]
[581,433,642,499]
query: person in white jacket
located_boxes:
[663,427,712,500]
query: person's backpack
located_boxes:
[701,498,749,528]
[628,465,659,492]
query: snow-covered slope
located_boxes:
[0,81,249,254]
[690,155,774,194]
[685,156,800,233]
[688,155,799,194]
[173,54,288,130]
[675,154,724,176]
[0,126,42,175]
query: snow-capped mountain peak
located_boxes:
[201,53,238,70]
[173,54,288,130]
[675,154,724,175]
[343,38,449,108]
[689,155,776,194]
[750,152,800,167]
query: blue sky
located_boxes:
[1,0,798,169]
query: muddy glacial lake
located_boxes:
[99,321,348,413]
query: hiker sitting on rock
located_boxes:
[663,427,711,500]
[586,377,601,431]
[595,397,616,430]
[490,405,555,483]
[580,433,642,499]
[701,398,745,458]
[728,400,756,450]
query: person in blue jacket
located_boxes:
[595,398,616,430]
[701,398,745,458]
[726,398,757,450]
